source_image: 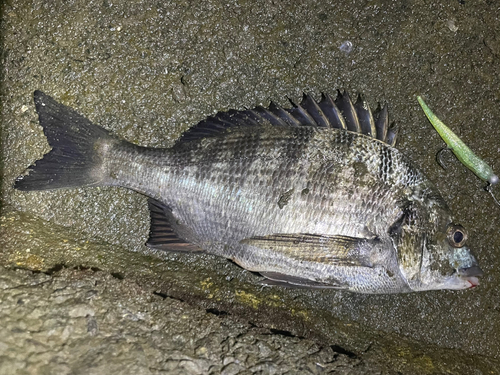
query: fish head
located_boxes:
[416,222,482,291]
[393,198,482,292]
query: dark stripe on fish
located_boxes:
[284,127,315,161]
[334,129,355,150]
[379,147,393,183]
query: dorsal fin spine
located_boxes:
[300,93,330,128]
[269,102,302,127]
[335,91,361,133]
[319,93,347,130]
[374,104,389,142]
[174,91,394,147]
[287,100,317,126]
[354,94,377,137]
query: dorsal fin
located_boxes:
[175,91,396,146]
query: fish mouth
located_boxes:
[459,266,483,289]
[465,277,480,288]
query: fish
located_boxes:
[417,96,498,185]
[14,90,483,294]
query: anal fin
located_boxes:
[146,198,204,253]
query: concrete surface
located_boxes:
[0,266,379,375]
[1,0,500,374]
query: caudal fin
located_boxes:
[14,91,115,191]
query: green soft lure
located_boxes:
[417,96,498,186]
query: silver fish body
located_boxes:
[15,91,482,294]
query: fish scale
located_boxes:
[14,90,483,293]
[106,126,414,255]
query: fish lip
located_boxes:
[459,265,483,278]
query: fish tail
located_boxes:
[14,91,116,191]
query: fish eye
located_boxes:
[446,224,468,248]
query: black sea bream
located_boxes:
[15,91,483,293]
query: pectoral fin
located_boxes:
[240,233,376,267]
[260,272,343,289]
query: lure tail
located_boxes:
[14,91,116,191]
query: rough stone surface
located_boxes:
[0,267,376,375]
[1,0,500,374]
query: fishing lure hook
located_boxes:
[435,147,452,170]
